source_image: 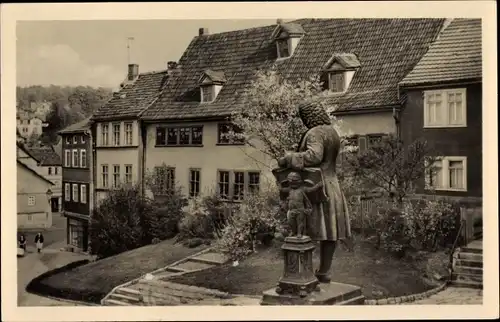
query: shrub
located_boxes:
[214,188,283,262]
[89,185,154,259]
[148,187,188,240]
[177,194,237,242]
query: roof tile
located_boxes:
[141,18,445,120]
[400,19,482,86]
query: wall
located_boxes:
[335,111,396,136]
[400,83,482,198]
[17,163,53,228]
[95,120,139,147]
[144,121,276,197]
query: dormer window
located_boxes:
[321,53,361,93]
[271,22,305,60]
[198,69,226,103]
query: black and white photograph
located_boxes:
[1,2,498,321]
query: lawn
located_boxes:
[169,237,447,300]
[29,238,208,303]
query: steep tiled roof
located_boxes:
[17,142,41,162]
[26,146,62,166]
[201,70,227,84]
[58,117,91,134]
[17,160,54,185]
[92,70,169,121]
[142,18,445,120]
[400,19,482,86]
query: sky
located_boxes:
[16,19,277,89]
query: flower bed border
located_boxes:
[364,281,448,305]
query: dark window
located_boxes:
[368,135,383,147]
[179,127,190,145]
[167,128,178,145]
[156,127,166,146]
[157,126,203,146]
[48,167,52,175]
[191,126,203,145]
[217,123,244,145]
[189,169,201,198]
[276,39,290,58]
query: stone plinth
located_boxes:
[275,236,318,297]
[261,282,365,305]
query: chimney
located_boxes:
[198,28,209,36]
[276,18,283,25]
[127,64,139,81]
[167,61,178,70]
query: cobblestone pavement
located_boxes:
[402,287,483,305]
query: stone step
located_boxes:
[173,260,215,272]
[454,266,483,276]
[189,252,228,265]
[103,298,130,306]
[450,279,483,290]
[461,247,482,255]
[109,293,142,303]
[456,259,482,268]
[133,288,184,306]
[452,272,483,283]
[162,266,189,273]
[133,283,208,301]
[141,279,231,299]
[115,286,142,296]
[458,252,482,261]
[336,295,366,305]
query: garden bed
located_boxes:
[169,237,446,300]
[27,239,208,304]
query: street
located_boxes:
[17,212,67,250]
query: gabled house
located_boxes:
[17,159,54,229]
[16,110,48,138]
[398,19,482,202]
[139,18,446,201]
[90,64,168,203]
[58,117,93,252]
[25,145,63,212]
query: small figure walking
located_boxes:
[19,234,27,251]
[34,232,44,253]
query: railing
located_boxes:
[448,218,465,282]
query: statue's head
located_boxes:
[298,101,332,129]
[287,171,302,188]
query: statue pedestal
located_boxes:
[260,236,365,305]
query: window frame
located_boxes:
[28,195,36,206]
[217,123,244,145]
[113,123,121,146]
[80,149,87,168]
[425,156,468,192]
[64,150,71,167]
[72,149,79,168]
[200,85,215,103]
[216,170,261,201]
[124,122,133,145]
[156,125,204,147]
[101,124,109,146]
[72,184,79,202]
[65,136,71,144]
[125,164,133,185]
[101,164,109,188]
[189,168,201,198]
[276,38,291,59]
[328,72,346,93]
[48,167,52,175]
[112,164,121,188]
[81,135,85,144]
[65,183,71,201]
[80,184,87,204]
[423,88,467,128]
[73,135,78,144]
[153,166,176,195]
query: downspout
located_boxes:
[84,127,93,254]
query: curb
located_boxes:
[43,295,100,306]
[364,282,448,305]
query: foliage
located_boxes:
[214,187,283,262]
[349,195,459,256]
[148,187,189,240]
[346,135,438,204]
[89,185,154,259]
[177,194,233,242]
[227,70,351,161]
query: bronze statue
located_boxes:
[277,101,352,283]
[278,171,324,238]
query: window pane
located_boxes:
[449,160,464,189]
[156,127,166,145]
[167,128,178,145]
[233,172,245,201]
[277,39,289,58]
[218,171,230,200]
[191,127,203,145]
[179,127,190,145]
[248,172,260,194]
[202,86,213,102]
